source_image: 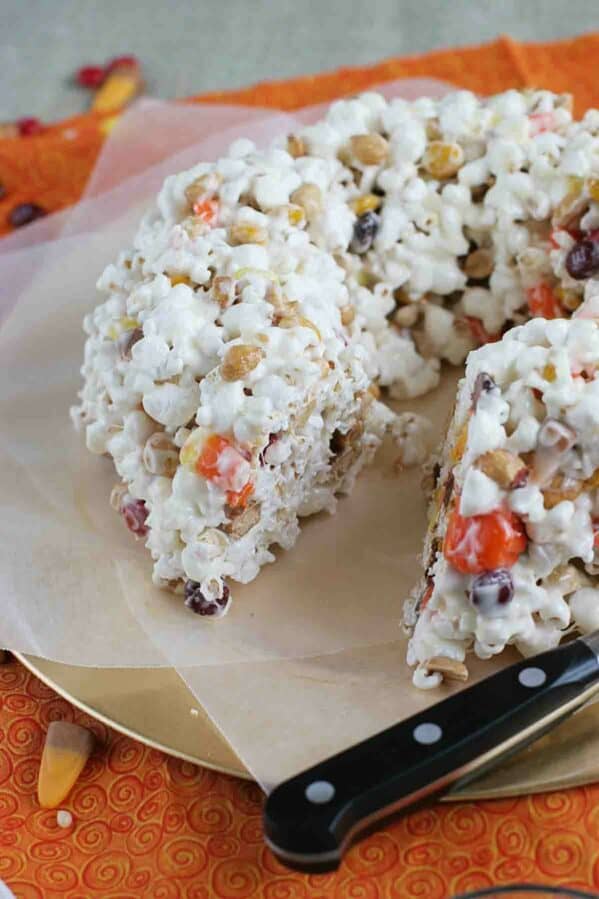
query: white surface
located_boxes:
[2,1,597,120]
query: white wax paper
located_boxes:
[0,79,511,788]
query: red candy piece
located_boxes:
[420,582,433,610]
[444,506,527,574]
[17,117,44,137]
[121,498,149,538]
[549,227,582,250]
[106,54,139,72]
[76,65,106,88]
[526,282,562,319]
[529,111,556,136]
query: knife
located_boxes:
[263,633,599,872]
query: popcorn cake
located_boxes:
[74,87,599,616]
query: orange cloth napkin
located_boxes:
[1,34,599,898]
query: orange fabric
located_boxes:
[1,33,599,237]
[2,659,599,898]
[1,33,599,897]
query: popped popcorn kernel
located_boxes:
[422,141,464,179]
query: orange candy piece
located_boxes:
[38,721,95,809]
[226,481,254,510]
[196,434,232,480]
[192,198,219,226]
[464,316,500,346]
[527,282,562,319]
[196,435,253,505]
[444,506,527,574]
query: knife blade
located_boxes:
[263,632,599,872]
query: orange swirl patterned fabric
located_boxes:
[1,33,599,898]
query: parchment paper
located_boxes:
[0,79,518,788]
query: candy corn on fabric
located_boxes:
[1,33,599,898]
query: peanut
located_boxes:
[545,563,590,595]
[555,286,582,312]
[110,483,128,512]
[588,177,599,203]
[286,135,306,158]
[350,193,382,215]
[476,449,528,489]
[412,327,437,359]
[277,314,321,341]
[224,503,261,538]
[393,304,420,328]
[349,133,389,165]
[425,656,469,683]
[212,276,234,308]
[542,474,583,509]
[463,248,494,280]
[340,305,356,326]
[290,183,322,220]
[551,178,585,229]
[221,345,265,381]
[425,119,442,141]
[422,141,464,179]
[585,469,599,489]
[143,432,179,477]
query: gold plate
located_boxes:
[17,653,599,799]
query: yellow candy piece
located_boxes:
[286,204,305,226]
[180,428,206,469]
[92,65,143,113]
[38,721,95,809]
[107,316,140,340]
[588,178,599,203]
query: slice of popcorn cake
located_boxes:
[406,316,599,687]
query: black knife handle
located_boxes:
[264,637,599,872]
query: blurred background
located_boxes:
[3,0,599,121]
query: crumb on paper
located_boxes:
[392,412,433,471]
[56,809,73,828]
